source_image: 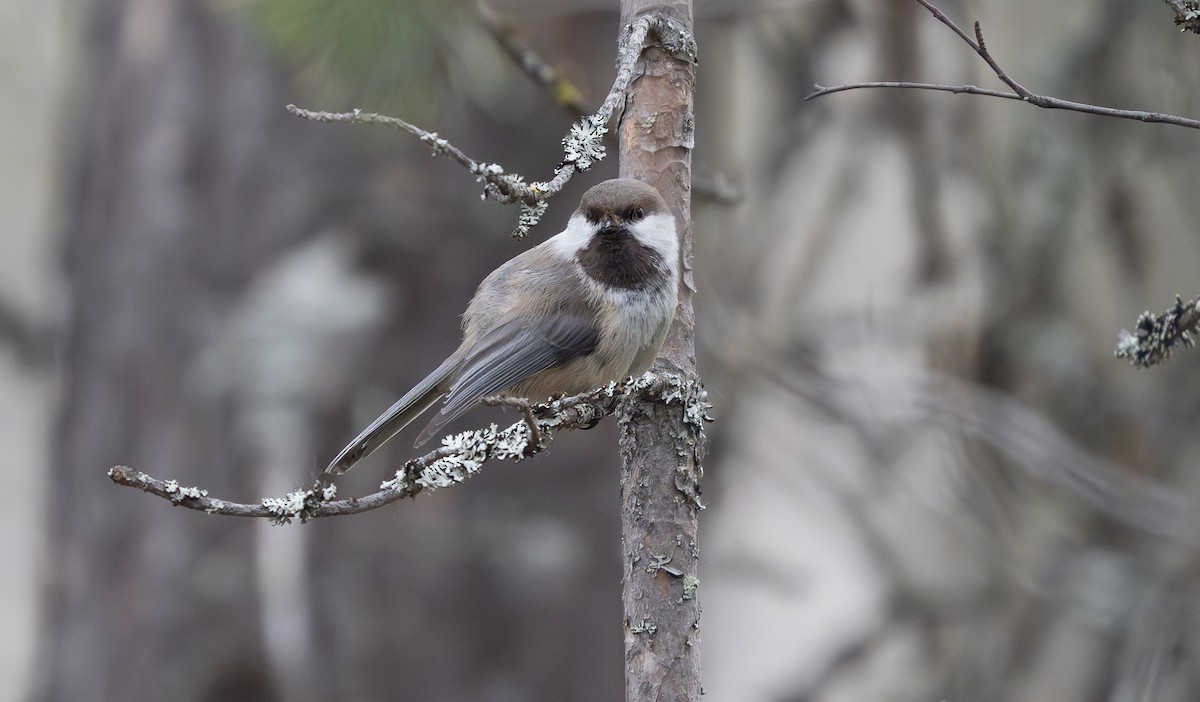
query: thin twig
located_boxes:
[969,20,1029,96]
[805,0,1200,130]
[288,15,663,237]
[912,0,978,49]
[108,372,711,524]
[286,104,538,203]
[807,81,1021,102]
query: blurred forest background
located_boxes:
[6,0,1200,700]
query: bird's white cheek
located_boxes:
[631,213,680,267]
[546,215,594,258]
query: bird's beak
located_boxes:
[599,215,624,234]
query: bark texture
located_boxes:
[616,1,702,700]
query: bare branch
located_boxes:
[1116,294,1200,368]
[807,81,1021,102]
[285,103,538,202]
[911,0,980,49]
[108,372,711,525]
[806,0,1200,130]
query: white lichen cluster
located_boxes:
[628,371,713,431]
[1114,330,1141,360]
[561,116,608,171]
[495,418,541,458]
[417,129,453,157]
[470,162,520,204]
[163,479,208,503]
[416,428,495,490]
[470,161,505,180]
[379,471,411,494]
[514,199,548,239]
[1114,295,1200,368]
[464,167,550,238]
[625,371,711,509]
[538,385,610,432]
[261,483,336,526]
[382,418,542,495]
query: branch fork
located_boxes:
[806,0,1200,130]
[287,11,696,238]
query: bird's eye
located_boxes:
[631,207,645,221]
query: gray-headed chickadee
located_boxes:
[326,178,679,475]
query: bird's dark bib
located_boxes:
[577,228,666,290]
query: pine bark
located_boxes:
[616,1,702,700]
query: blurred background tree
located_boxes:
[7,0,1200,700]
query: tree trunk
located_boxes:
[616,1,702,700]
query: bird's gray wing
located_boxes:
[325,354,459,475]
[414,315,598,446]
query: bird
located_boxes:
[326,178,679,476]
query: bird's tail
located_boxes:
[325,356,457,475]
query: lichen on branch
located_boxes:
[284,13,689,238]
[108,371,712,523]
[1115,294,1200,368]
